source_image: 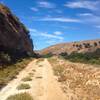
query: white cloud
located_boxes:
[65,1,99,10]
[30,7,39,12]
[40,32,64,40]
[46,40,61,44]
[78,13,100,24]
[29,28,64,40]
[38,17,81,23]
[79,13,93,17]
[29,28,37,32]
[95,25,100,29]
[54,31,63,35]
[37,1,56,8]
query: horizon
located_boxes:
[39,38,100,51]
[1,0,100,50]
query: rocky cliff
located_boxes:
[0,4,33,60]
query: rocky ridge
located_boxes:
[0,4,33,61]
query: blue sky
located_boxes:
[1,0,100,50]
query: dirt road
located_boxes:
[0,59,67,100]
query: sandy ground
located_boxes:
[0,59,67,100]
[49,57,100,100]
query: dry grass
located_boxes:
[48,57,67,82]
[35,76,43,79]
[6,93,33,100]
[48,57,100,100]
[22,76,32,82]
[17,83,31,90]
[38,65,43,67]
[29,72,34,77]
[32,69,36,72]
[0,58,33,90]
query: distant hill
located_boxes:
[39,39,100,55]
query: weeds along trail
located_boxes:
[0,58,67,100]
[48,57,100,100]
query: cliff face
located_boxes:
[0,4,33,58]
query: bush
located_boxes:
[6,93,33,100]
[17,83,30,90]
[59,52,68,58]
[0,52,11,64]
[43,53,53,58]
[59,49,100,65]
[22,76,32,82]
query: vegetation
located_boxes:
[60,49,100,65]
[29,72,34,77]
[22,76,32,82]
[42,53,53,58]
[48,57,67,82]
[6,93,33,100]
[0,58,33,90]
[0,52,11,66]
[17,83,30,90]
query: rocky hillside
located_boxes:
[0,4,33,62]
[39,39,100,55]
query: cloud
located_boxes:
[78,13,100,24]
[65,1,99,10]
[54,31,63,35]
[29,28,37,32]
[40,32,64,40]
[29,28,64,40]
[46,40,61,44]
[37,1,56,8]
[95,25,100,29]
[30,7,39,12]
[79,13,93,17]
[38,17,81,23]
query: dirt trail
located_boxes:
[0,59,67,100]
[0,60,37,100]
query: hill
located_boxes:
[0,4,34,64]
[39,39,100,56]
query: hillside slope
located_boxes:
[0,4,33,60]
[39,39,100,55]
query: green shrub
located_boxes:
[60,50,100,65]
[43,53,53,58]
[6,93,33,100]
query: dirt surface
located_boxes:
[48,57,100,100]
[1,57,100,100]
[0,59,67,100]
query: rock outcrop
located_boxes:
[0,4,33,60]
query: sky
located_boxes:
[0,0,100,50]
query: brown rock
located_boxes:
[0,4,33,58]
